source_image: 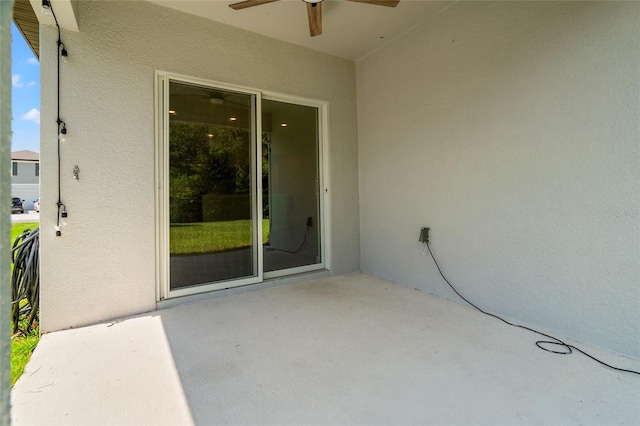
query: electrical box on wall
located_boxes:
[419,227,429,243]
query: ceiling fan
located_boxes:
[229,0,400,37]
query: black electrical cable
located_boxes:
[268,225,310,254]
[49,3,65,234]
[425,242,640,376]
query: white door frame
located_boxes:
[261,92,329,280]
[155,71,330,301]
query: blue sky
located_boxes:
[11,22,40,153]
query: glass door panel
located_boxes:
[168,81,257,290]
[262,99,321,273]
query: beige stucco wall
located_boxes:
[357,2,640,356]
[40,0,359,332]
[1,1,13,419]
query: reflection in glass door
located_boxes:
[158,74,325,298]
[168,81,258,290]
[262,99,321,274]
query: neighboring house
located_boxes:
[11,149,39,211]
[8,1,639,360]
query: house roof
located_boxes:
[11,150,40,161]
[12,0,39,59]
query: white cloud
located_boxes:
[27,57,39,65]
[27,82,37,87]
[22,108,40,124]
[12,75,22,87]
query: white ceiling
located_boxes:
[148,0,454,61]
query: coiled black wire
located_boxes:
[425,242,640,375]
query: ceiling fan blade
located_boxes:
[307,2,322,37]
[344,0,399,7]
[229,0,279,10]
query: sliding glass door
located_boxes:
[262,99,321,275]
[157,73,324,299]
[166,80,259,291]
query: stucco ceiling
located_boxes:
[148,0,454,61]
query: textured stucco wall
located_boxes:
[40,0,359,332]
[357,2,640,356]
[1,1,14,421]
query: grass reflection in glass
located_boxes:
[170,219,270,256]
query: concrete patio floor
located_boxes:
[11,273,640,425]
